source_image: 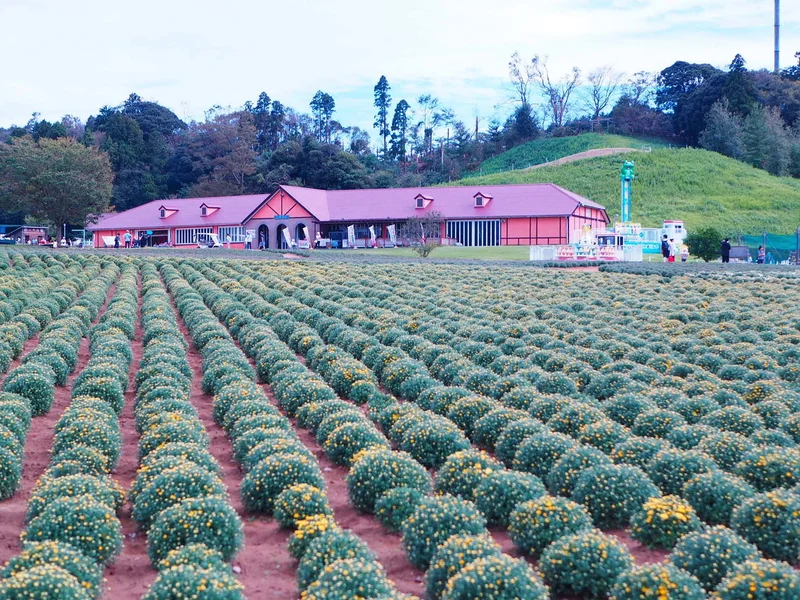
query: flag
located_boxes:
[282,227,292,249]
[368,226,376,246]
[347,225,356,248]
[387,224,397,246]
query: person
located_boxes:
[244,231,252,250]
[757,245,765,264]
[766,251,773,264]
[114,234,120,249]
[124,230,132,248]
[680,244,689,262]
[668,238,677,262]
[259,233,265,250]
[661,234,670,262]
[721,238,731,263]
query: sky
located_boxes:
[1,0,798,141]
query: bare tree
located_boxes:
[624,71,657,105]
[584,66,625,119]
[508,52,536,107]
[531,55,581,128]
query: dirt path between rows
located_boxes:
[0,277,120,566]
[104,273,155,598]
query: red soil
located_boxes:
[0,281,119,567]
[104,275,156,598]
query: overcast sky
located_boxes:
[1,0,798,138]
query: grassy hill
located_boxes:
[457,147,800,236]
[473,133,668,176]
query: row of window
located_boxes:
[174,227,213,245]
[218,226,246,243]
[446,220,501,247]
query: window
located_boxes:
[160,208,166,218]
[174,227,213,245]
[201,206,207,216]
[218,226,245,243]
[446,220,501,247]
[475,196,484,207]
[416,198,424,208]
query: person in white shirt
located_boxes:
[244,231,252,250]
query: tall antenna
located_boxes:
[775,0,780,72]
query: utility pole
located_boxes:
[775,0,781,73]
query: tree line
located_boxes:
[1,50,799,233]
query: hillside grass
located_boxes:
[458,147,800,236]
[473,133,668,175]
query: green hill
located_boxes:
[457,147,800,236]
[473,133,667,175]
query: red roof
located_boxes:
[281,183,606,222]
[88,194,268,231]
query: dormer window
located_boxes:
[473,192,492,207]
[201,206,207,216]
[158,205,179,219]
[414,194,433,209]
[160,208,166,218]
[199,203,219,217]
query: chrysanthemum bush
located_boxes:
[734,446,800,491]
[274,484,332,529]
[288,514,341,560]
[0,564,94,600]
[731,490,800,562]
[609,563,706,600]
[434,449,503,502]
[26,473,124,523]
[572,463,660,529]
[475,470,546,527]
[513,430,577,479]
[713,558,800,600]
[540,530,634,600]
[508,495,594,556]
[494,419,545,467]
[401,494,487,570]
[157,543,232,573]
[300,558,393,600]
[425,533,501,600]
[681,470,755,526]
[441,554,549,600]
[346,448,431,513]
[296,529,375,591]
[630,495,702,549]
[374,486,424,532]
[240,452,325,514]
[143,565,244,600]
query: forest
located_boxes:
[1,52,800,226]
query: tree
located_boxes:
[723,54,758,116]
[373,76,392,158]
[0,137,113,246]
[584,66,625,120]
[531,55,581,128]
[505,104,539,144]
[624,72,657,105]
[781,51,800,81]
[417,94,445,155]
[310,91,335,144]
[251,91,272,152]
[656,61,721,112]
[390,100,411,162]
[685,227,723,262]
[699,100,744,159]
[742,106,791,175]
[190,110,259,195]
[610,96,672,138]
[508,52,536,107]
[401,210,444,258]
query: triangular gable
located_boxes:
[249,188,315,220]
[200,203,221,216]
[158,205,179,219]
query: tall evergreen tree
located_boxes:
[699,100,744,159]
[723,54,758,116]
[742,106,791,175]
[389,100,411,162]
[373,76,392,158]
[310,91,335,144]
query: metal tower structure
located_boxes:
[620,161,635,223]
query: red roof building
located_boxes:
[88,183,608,249]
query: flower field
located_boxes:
[0,248,799,599]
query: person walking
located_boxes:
[244,231,252,250]
[661,234,670,262]
[114,234,120,249]
[721,238,731,263]
[124,230,132,248]
[757,245,766,264]
[668,238,678,262]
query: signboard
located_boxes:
[282,227,293,249]
[274,215,290,220]
[347,225,356,248]
[368,225,376,246]
[387,224,397,246]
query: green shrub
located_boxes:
[22,496,123,565]
[316,410,368,446]
[441,554,549,600]
[731,490,800,562]
[133,464,226,529]
[147,496,243,564]
[274,484,332,529]
[346,448,430,513]
[296,530,375,591]
[138,421,208,461]
[0,564,93,600]
[142,442,219,475]
[1,540,103,598]
[322,421,389,466]
[667,424,720,450]
[469,407,527,452]
[612,436,672,468]
[426,533,501,599]
[700,407,764,437]
[540,530,634,600]
[240,453,325,514]
[494,419,545,467]
[242,438,312,473]
[577,418,631,454]
[647,449,716,495]
[630,495,702,549]
[401,494,487,569]
[609,563,706,600]
[548,404,605,437]
[446,396,495,439]
[513,431,577,479]
[53,419,122,469]
[143,565,244,600]
[72,377,125,415]
[603,394,656,428]
[695,432,754,470]
[233,427,295,464]
[0,446,21,500]
[632,409,687,438]
[297,400,355,432]
[300,558,392,600]
[374,486,424,532]
[572,463,660,529]
[3,364,55,416]
[399,420,471,469]
[669,526,760,591]
[713,559,800,600]
[50,444,110,475]
[287,514,340,560]
[157,543,232,572]
[735,446,800,491]
[26,474,124,523]
[682,470,755,526]
[547,446,612,497]
[508,495,594,557]
[434,449,503,502]
[475,470,546,527]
